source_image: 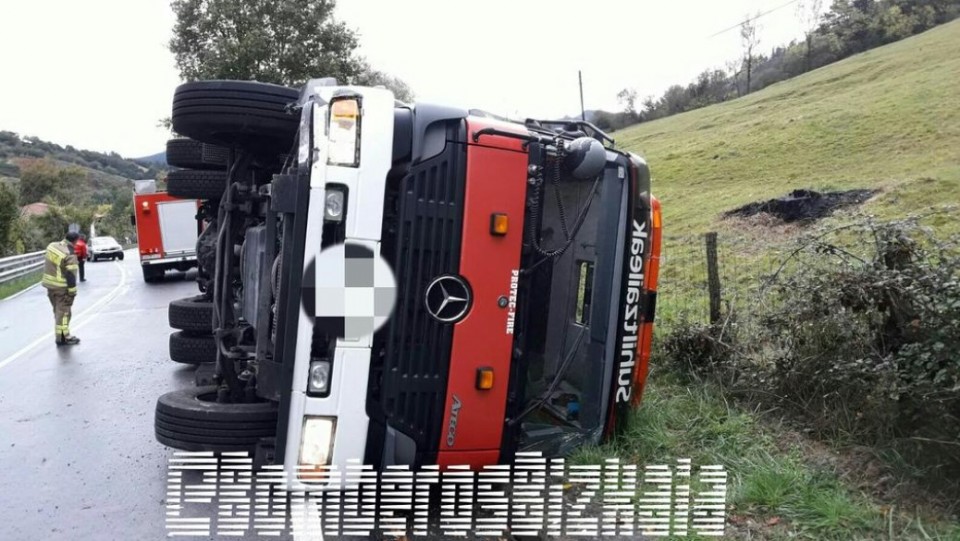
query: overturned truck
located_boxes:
[156,79,663,479]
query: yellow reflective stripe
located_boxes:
[42,276,67,286]
[46,244,67,283]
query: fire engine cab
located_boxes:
[153,80,662,484]
[132,180,201,282]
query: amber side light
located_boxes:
[476,367,494,390]
[490,213,508,236]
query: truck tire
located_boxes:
[171,80,299,155]
[168,295,213,333]
[142,265,163,282]
[155,386,278,452]
[166,169,227,201]
[169,331,217,364]
[165,138,229,170]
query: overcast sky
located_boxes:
[0,0,818,158]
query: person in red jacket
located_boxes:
[74,234,88,282]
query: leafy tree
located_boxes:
[170,0,358,86]
[797,0,825,71]
[0,182,18,255]
[740,13,761,93]
[616,88,639,119]
[353,63,415,102]
[17,159,87,206]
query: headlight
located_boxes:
[308,360,331,395]
[323,188,345,222]
[327,98,360,167]
[298,416,336,482]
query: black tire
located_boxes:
[118,252,124,261]
[171,80,299,155]
[166,169,227,200]
[166,138,230,170]
[143,265,164,283]
[168,295,213,333]
[169,331,217,364]
[155,386,278,452]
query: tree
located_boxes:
[0,182,18,255]
[797,0,824,71]
[740,13,761,94]
[169,0,363,87]
[17,159,87,206]
[353,63,415,102]
[616,88,639,119]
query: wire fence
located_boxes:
[655,210,959,334]
[656,232,801,331]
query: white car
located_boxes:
[89,236,125,262]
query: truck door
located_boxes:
[156,200,199,256]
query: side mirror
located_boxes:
[563,137,607,180]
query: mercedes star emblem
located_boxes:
[425,275,472,323]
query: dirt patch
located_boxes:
[725,189,878,223]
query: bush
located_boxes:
[659,218,960,486]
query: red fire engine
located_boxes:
[132,180,201,282]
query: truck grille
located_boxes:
[371,141,466,460]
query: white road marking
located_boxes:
[0,258,128,371]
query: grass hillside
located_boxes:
[0,131,166,185]
[619,19,960,237]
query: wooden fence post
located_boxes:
[705,232,722,324]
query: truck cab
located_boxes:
[154,80,662,484]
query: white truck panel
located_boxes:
[157,200,198,256]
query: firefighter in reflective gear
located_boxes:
[42,231,81,346]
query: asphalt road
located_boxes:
[0,252,641,541]
[0,251,209,540]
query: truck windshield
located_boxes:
[515,156,628,456]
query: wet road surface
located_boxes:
[0,252,210,540]
[0,252,636,541]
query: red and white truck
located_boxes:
[154,80,663,484]
[132,180,201,282]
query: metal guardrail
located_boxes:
[0,251,44,285]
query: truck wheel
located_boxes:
[166,169,227,200]
[142,266,163,282]
[118,252,124,261]
[171,80,300,156]
[169,331,217,364]
[166,138,230,170]
[155,386,278,452]
[168,295,213,333]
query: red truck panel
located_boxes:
[436,118,528,468]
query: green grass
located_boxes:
[617,19,960,239]
[572,374,960,539]
[584,19,960,541]
[0,270,41,300]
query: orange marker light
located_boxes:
[490,213,509,236]
[476,367,494,390]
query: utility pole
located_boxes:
[578,70,585,121]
